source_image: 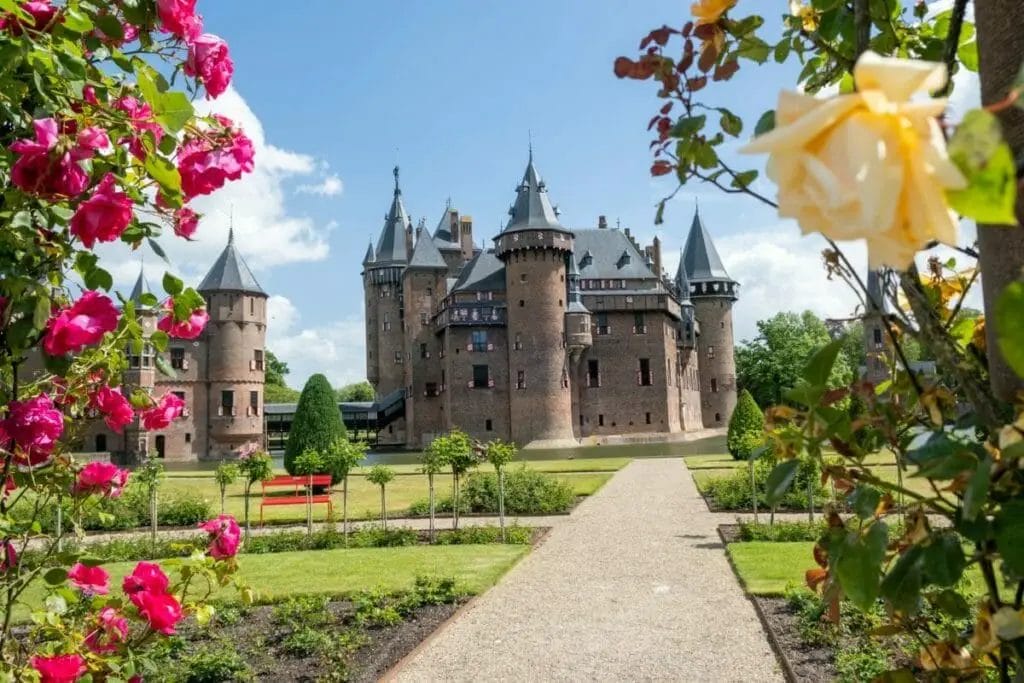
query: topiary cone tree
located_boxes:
[284,373,347,478]
[727,389,765,461]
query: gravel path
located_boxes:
[391,458,782,682]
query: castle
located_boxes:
[81,230,268,462]
[363,155,739,449]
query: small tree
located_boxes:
[214,462,239,515]
[237,449,274,541]
[420,438,450,543]
[135,456,165,546]
[293,449,325,535]
[437,429,475,530]
[485,439,518,542]
[366,465,395,530]
[727,389,765,461]
[324,437,367,542]
[284,374,346,476]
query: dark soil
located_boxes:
[348,603,458,683]
[754,596,837,683]
[719,523,742,544]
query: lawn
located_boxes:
[728,541,991,597]
[13,544,529,622]
[160,469,614,525]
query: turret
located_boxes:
[674,252,698,350]
[682,207,739,427]
[495,152,575,445]
[121,266,158,463]
[863,269,892,386]
[197,228,267,458]
[564,251,591,358]
[363,166,412,398]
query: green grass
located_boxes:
[13,544,529,622]
[727,541,991,597]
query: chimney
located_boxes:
[624,227,631,238]
[405,222,413,257]
[459,216,474,263]
[598,215,608,229]
[652,236,663,279]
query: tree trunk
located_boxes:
[974,0,1024,401]
[243,484,251,541]
[749,461,758,525]
[220,488,226,515]
[453,472,460,531]
[428,472,435,543]
[150,487,158,546]
[343,475,349,545]
[380,486,387,530]
[498,467,506,542]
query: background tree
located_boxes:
[284,373,346,475]
[366,465,395,530]
[135,457,165,547]
[214,462,239,515]
[726,390,765,461]
[420,436,450,542]
[293,449,326,535]
[238,449,274,541]
[443,429,476,531]
[264,350,301,403]
[336,380,375,402]
[484,439,518,541]
[325,437,367,541]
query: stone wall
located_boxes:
[693,297,737,428]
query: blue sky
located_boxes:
[108,1,978,388]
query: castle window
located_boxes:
[185,433,191,443]
[250,391,259,416]
[170,347,185,370]
[394,351,403,364]
[172,391,186,402]
[587,360,600,387]
[220,391,234,417]
[711,378,718,393]
[441,369,446,391]
[426,287,432,296]
[471,330,488,352]
[708,345,715,359]
[425,382,439,397]
[558,300,563,307]
[514,333,522,351]
[715,412,721,422]
[520,273,527,283]
[594,313,610,336]
[519,300,525,307]
[638,358,652,386]
[472,365,490,389]
[873,328,883,346]
[250,298,255,315]
[633,312,646,335]
[383,313,391,332]
[516,370,525,390]
[646,412,652,424]
[620,279,626,289]
[598,414,605,427]
[485,419,493,431]
[254,349,264,371]
[721,321,725,329]
[420,313,428,326]
[561,369,569,388]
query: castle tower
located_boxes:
[564,251,591,360]
[682,208,739,427]
[863,269,893,386]
[495,152,575,445]
[674,252,703,430]
[363,166,411,399]
[122,267,158,462]
[197,228,267,458]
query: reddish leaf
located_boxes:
[650,160,674,176]
[614,56,656,80]
[806,567,828,592]
[693,23,717,40]
[813,542,829,568]
[659,102,673,115]
[713,59,739,81]
[656,118,672,136]
[681,21,693,37]
[640,25,676,49]
[613,56,634,78]
[647,114,661,131]
[686,76,707,92]
[698,42,719,72]
[678,40,695,72]
[822,387,850,406]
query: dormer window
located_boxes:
[617,250,631,269]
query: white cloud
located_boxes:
[297,174,344,197]
[266,295,367,389]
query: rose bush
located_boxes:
[0,0,252,678]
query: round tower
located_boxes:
[121,267,158,463]
[495,153,575,445]
[198,228,267,458]
[681,208,739,428]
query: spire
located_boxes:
[362,240,375,267]
[198,230,266,296]
[674,248,692,305]
[407,230,447,270]
[128,264,153,308]
[502,152,568,234]
[393,165,401,195]
[433,201,461,248]
[372,166,411,265]
[565,252,588,313]
[682,208,733,282]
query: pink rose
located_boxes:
[76,126,111,154]
[178,126,254,200]
[173,207,199,239]
[0,540,16,573]
[184,34,233,99]
[94,16,138,46]
[198,514,241,559]
[140,393,185,430]
[68,562,110,595]
[2,1,59,35]
[73,461,130,498]
[10,118,90,198]
[113,96,164,159]
[2,394,63,468]
[157,300,208,340]
[85,607,129,654]
[132,590,183,635]
[123,562,169,596]
[90,386,135,434]
[82,85,100,105]
[43,291,120,356]
[70,173,134,248]
[30,654,86,683]
[157,0,202,42]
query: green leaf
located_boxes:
[149,330,169,353]
[922,532,966,587]
[730,169,757,189]
[94,13,124,40]
[736,36,771,63]
[946,109,1017,225]
[995,282,1024,379]
[962,454,991,521]
[773,40,790,64]
[718,108,742,137]
[43,567,68,585]
[880,546,923,614]
[930,589,970,619]
[32,294,50,330]
[754,110,775,136]
[670,114,706,138]
[801,338,843,386]
[154,91,194,134]
[140,292,160,308]
[143,152,182,199]
[162,272,183,296]
[62,7,94,32]
[995,500,1024,576]
[957,41,978,72]
[84,267,113,292]
[155,355,177,379]
[764,459,799,506]
[148,237,171,264]
[835,522,888,611]
[850,485,881,520]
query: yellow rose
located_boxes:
[740,52,967,269]
[691,0,736,26]
[789,0,819,31]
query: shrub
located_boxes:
[272,595,331,629]
[180,644,252,683]
[281,627,335,657]
[284,374,347,478]
[701,457,826,510]
[407,495,469,516]
[738,521,826,542]
[352,588,404,627]
[461,467,575,514]
[409,575,460,606]
[434,525,532,545]
[727,389,765,461]
[157,493,213,527]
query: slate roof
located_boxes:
[503,153,569,234]
[572,229,658,281]
[197,229,266,296]
[362,241,375,267]
[565,251,589,314]
[674,249,692,304]
[373,166,411,265]
[433,203,462,250]
[450,249,505,292]
[682,209,733,283]
[128,266,154,307]
[407,232,448,270]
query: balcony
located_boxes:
[437,304,507,327]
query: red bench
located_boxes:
[259,475,333,526]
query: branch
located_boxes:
[938,0,969,96]
[854,0,871,59]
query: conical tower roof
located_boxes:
[502,151,568,234]
[362,241,375,267]
[682,208,733,283]
[566,251,588,314]
[674,249,692,305]
[433,200,461,249]
[198,228,266,296]
[373,166,411,266]
[128,265,154,308]
[408,231,447,270]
